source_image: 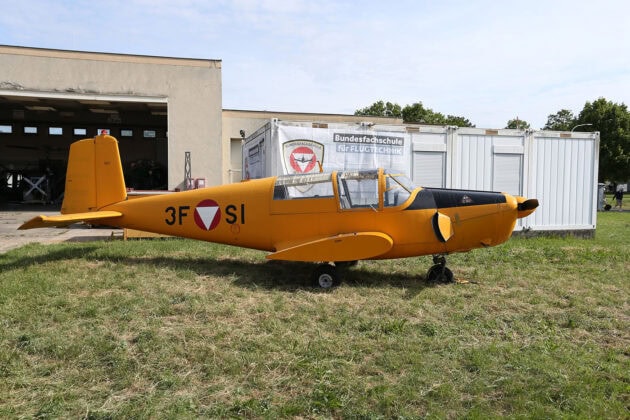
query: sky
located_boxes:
[1,0,629,129]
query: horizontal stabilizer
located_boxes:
[267,232,393,262]
[18,211,123,230]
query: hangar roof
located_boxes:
[0,45,221,119]
[0,44,221,68]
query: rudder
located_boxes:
[61,134,127,214]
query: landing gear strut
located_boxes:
[426,255,454,284]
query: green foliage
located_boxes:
[402,102,474,127]
[577,98,630,182]
[402,101,445,125]
[356,97,628,183]
[444,114,474,127]
[543,109,577,131]
[354,100,402,118]
[354,100,474,127]
[505,118,531,129]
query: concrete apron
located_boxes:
[0,206,120,254]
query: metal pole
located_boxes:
[184,151,192,190]
[571,123,593,132]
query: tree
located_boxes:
[543,109,577,131]
[354,100,474,127]
[402,102,446,125]
[505,118,531,130]
[444,115,474,128]
[577,98,630,182]
[354,100,402,118]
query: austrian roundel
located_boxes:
[194,199,221,231]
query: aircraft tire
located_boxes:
[426,264,454,284]
[313,264,339,289]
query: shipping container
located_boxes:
[243,119,600,234]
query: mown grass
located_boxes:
[1,212,628,418]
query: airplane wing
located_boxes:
[267,232,393,262]
[18,211,123,230]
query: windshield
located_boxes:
[384,170,416,207]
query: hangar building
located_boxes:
[0,45,222,201]
[0,45,397,203]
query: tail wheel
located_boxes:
[313,264,339,289]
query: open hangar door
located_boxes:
[0,93,167,205]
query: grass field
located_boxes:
[1,212,628,418]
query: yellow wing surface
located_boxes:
[18,211,122,230]
[267,232,393,262]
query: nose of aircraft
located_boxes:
[515,196,539,218]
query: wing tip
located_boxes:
[18,216,45,230]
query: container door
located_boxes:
[413,151,446,188]
[492,153,522,195]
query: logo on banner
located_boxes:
[282,139,324,175]
[194,199,221,231]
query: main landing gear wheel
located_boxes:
[313,264,339,289]
[426,255,454,284]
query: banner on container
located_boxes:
[276,125,411,176]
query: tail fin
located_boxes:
[61,134,127,214]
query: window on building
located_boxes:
[0,125,13,134]
[74,128,87,136]
[49,127,63,136]
[143,130,156,138]
[24,126,38,134]
[98,128,110,135]
[120,129,133,137]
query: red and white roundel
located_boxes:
[289,146,317,173]
[194,199,221,231]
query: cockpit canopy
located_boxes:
[273,169,417,209]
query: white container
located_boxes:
[243,119,600,234]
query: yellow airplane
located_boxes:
[20,134,538,288]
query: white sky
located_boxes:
[1,0,629,129]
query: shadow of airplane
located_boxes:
[0,243,456,298]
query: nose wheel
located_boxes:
[426,255,454,283]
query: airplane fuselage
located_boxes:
[102,174,520,261]
[19,135,538,286]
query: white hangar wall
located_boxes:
[0,46,222,189]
